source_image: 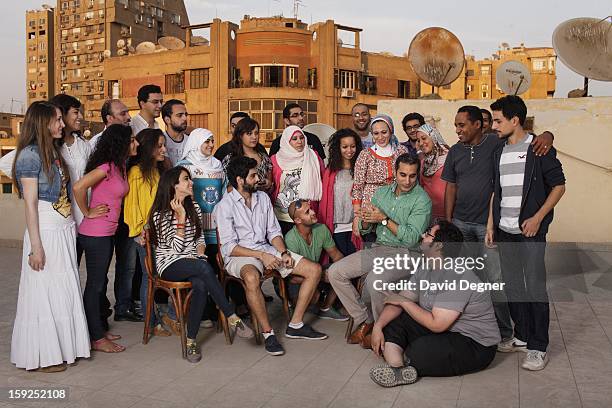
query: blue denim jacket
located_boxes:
[14,144,63,203]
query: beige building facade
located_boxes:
[26,7,55,105]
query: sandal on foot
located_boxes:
[369,364,418,387]
[33,363,67,373]
[92,338,125,353]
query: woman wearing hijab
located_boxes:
[415,124,448,223]
[271,125,324,234]
[351,114,408,239]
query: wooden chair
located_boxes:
[345,276,367,342]
[216,229,290,345]
[141,229,231,358]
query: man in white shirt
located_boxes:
[89,99,131,149]
[131,84,162,137]
[161,99,189,166]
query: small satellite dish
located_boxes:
[408,27,465,94]
[154,44,168,52]
[553,17,612,82]
[135,41,156,54]
[102,49,111,58]
[496,60,532,95]
[117,49,126,56]
[158,36,185,50]
[190,36,209,46]
[116,39,126,48]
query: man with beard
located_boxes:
[161,99,189,166]
[131,84,162,136]
[351,103,374,149]
[214,156,327,356]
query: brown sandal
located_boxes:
[92,338,125,353]
[33,363,67,373]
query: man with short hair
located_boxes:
[487,95,565,371]
[401,112,425,155]
[443,105,554,345]
[369,220,500,387]
[285,200,348,321]
[351,103,374,149]
[214,111,253,161]
[161,99,189,166]
[328,154,431,346]
[480,108,493,134]
[268,103,326,159]
[132,84,162,136]
[89,99,131,149]
[214,157,327,356]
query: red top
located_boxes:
[420,164,446,222]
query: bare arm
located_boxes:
[444,182,457,222]
[72,168,109,219]
[401,301,460,333]
[371,304,403,356]
[326,245,344,263]
[21,178,45,271]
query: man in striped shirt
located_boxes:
[486,95,566,372]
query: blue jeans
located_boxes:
[134,238,176,327]
[453,218,513,340]
[114,232,136,315]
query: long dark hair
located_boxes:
[49,93,83,145]
[85,124,132,177]
[12,101,69,197]
[148,166,201,246]
[327,128,363,175]
[229,117,267,158]
[130,128,167,190]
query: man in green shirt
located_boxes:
[328,154,432,346]
[285,200,348,321]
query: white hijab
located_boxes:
[275,126,322,201]
[180,128,223,173]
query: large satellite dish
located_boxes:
[496,60,532,95]
[135,41,156,54]
[553,17,612,82]
[408,27,465,94]
[158,36,185,50]
[303,123,336,164]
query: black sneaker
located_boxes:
[113,310,144,322]
[264,334,285,356]
[186,342,201,363]
[285,323,328,340]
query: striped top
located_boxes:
[152,203,206,276]
[499,133,532,234]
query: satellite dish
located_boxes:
[158,36,185,50]
[117,49,126,56]
[496,60,532,95]
[303,123,336,147]
[116,39,126,48]
[408,27,465,94]
[190,36,209,46]
[102,49,111,58]
[135,41,156,54]
[553,17,612,82]
[155,44,168,52]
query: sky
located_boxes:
[2,0,610,113]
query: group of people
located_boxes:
[7,83,565,388]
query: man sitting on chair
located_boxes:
[214,156,327,356]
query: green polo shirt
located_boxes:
[360,183,431,248]
[285,223,335,262]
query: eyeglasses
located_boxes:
[404,125,420,132]
[424,228,435,239]
[290,111,306,118]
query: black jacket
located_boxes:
[493,143,565,236]
[269,130,326,159]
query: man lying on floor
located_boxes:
[369,220,501,387]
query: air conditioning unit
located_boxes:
[87,45,93,50]
[341,88,355,98]
[147,23,152,28]
[97,72,103,77]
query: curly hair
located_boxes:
[148,166,201,247]
[326,128,363,175]
[85,124,132,177]
[130,128,168,190]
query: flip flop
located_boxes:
[369,364,418,387]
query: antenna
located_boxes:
[293,0,304,19]
[496,61,532,95]
[552,16,612,96]
[407,27,465,97]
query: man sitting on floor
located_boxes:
[213,157,327,356]
[284,199,348,321]
[369,220,500,387]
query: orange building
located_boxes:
[101,16,421,146]
[420,44,556,100]
[26,7,55,104]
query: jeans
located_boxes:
[333,231,357,257]
[453,218,513,340]
[79,234,114,341]
[497,229,549,352]
[113,220,133,315]
[163,258,235,339]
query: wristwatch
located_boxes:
[280,250,290,257]
[381,217,389,226]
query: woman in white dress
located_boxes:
[10,101,90,372]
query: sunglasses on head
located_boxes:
[288,199,304,219]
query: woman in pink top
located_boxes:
[415,124,448,223]
[73,124,138,353]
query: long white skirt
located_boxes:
[11,201,91,370]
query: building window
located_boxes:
[28,32,36,40]
[482,91,489,98]
[480,65,491,75]
[307,68,317,89]
[481,84,489,91]
[336,70,356,90]
[466,84,473,93]
[361,75,377,95]
[190,69,209,89]
[190,114,208,129]
[2,183,12,194]
[466,69,475,77]
[398,80,411,99]
[165,73,184,94]
[532,59,547,71]
[287,67,298,87]
[250,66,284,87]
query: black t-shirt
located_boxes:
[268,130,326,159]
[213,141,267,162]
[441,133,503,224]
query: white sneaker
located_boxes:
[522,350,549,371]
[200,319,214,329]
[497,337,528,353]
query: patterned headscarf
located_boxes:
[370,114,399,149]
[417,124,448,177]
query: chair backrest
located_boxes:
[143,229,158,281]
[215,228,226,272]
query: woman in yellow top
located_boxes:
[124,128,172,336]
